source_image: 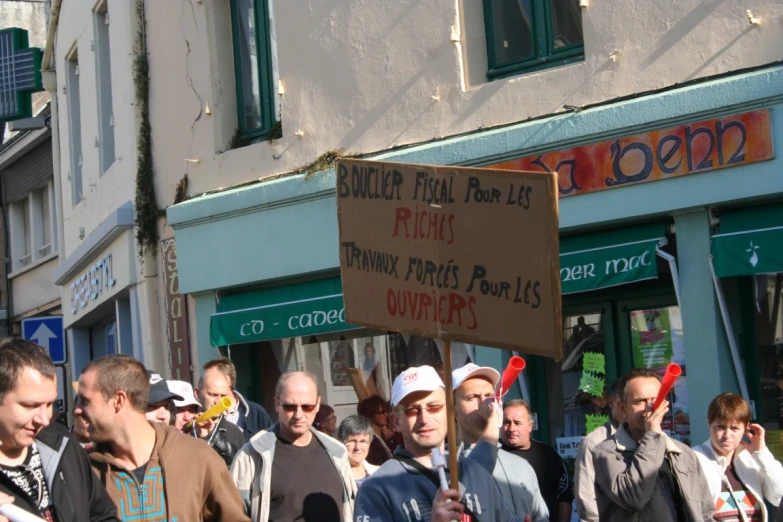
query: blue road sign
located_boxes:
[0,28,44,122]
[22,316,66,364]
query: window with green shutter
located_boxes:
[483,0,584,80]
[230,0,279,140]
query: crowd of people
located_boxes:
[0,336,781,522]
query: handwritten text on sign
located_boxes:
[488,109,774,197]
[336,159,562,358]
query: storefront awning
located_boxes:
[711,203,783,277]
[210,277,358,347]
[560,223,668,295]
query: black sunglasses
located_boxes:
[280,403,317,413]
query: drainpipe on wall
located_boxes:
[41,0,69,419]
[41,0,64,270]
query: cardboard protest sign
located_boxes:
[336,159,562,359]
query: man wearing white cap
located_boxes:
[167,380,202,432]
[355,365,527,522]
[453,363,549,522]
[168,380,246,467]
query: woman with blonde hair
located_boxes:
[695,393,783,522]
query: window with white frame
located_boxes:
[9,182,58,273]
[66,49,83,204]
[9,197,31,271]
[94,1,115,173]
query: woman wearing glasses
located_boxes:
[338,415,379,487]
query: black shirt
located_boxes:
[501,440,574,519]
[269,434,343,522]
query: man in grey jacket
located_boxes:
[231,372,356,521]
[592,368,714,522]
[453,363,549,522]
[574,378,624,521]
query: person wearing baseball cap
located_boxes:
[169,379,246,467]
[354,365,527,522]
[145,370,183,425]
[453,363,549,522]
[167,380,202,432]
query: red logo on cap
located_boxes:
[404,371,419,384]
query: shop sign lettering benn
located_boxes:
[488,109,774,197]
[70,254,116,315]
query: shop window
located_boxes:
[628,306,690,445]
[753,274,783,438]
[483,0,584,80]
[547,312,607,444]
[90,318,117,360]
[230,329,446,425]
[94,0,116,173]
[545,299,689,470]
[66,48,83,205]
[230,0,279,140]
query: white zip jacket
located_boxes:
[694,440,783,522]
[231,424,357,521]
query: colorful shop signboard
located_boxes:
[488,109,774,197]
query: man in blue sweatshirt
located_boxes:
[354,365,527,522]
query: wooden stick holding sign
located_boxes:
[442,340,460,490]
[335,159,562,492]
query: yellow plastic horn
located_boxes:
[193,397,233,424]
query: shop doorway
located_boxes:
[528,280,686,452]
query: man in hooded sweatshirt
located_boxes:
[75,354,249,522]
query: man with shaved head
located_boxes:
[231,371,355,521]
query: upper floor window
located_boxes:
[94,0,116,173]
[9,182,58,273]
[230,0,278,140]
[484,0,584,80]
[66,48,83,204]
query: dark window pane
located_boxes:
[550,0,583,49]
[235,0,263,131]
[491,0,534,65]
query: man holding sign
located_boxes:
[355,366,526,522]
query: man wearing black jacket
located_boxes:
[0,338,118,521]
[196,358,273,440]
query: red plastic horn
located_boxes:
[495,356,526,398]
[652,363,682,410]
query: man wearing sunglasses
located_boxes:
[0,338,118,521]
[354,365,527,522]
[231,371,356,521]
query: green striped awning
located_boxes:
[210,277,358,346]
[711,203,783,277]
